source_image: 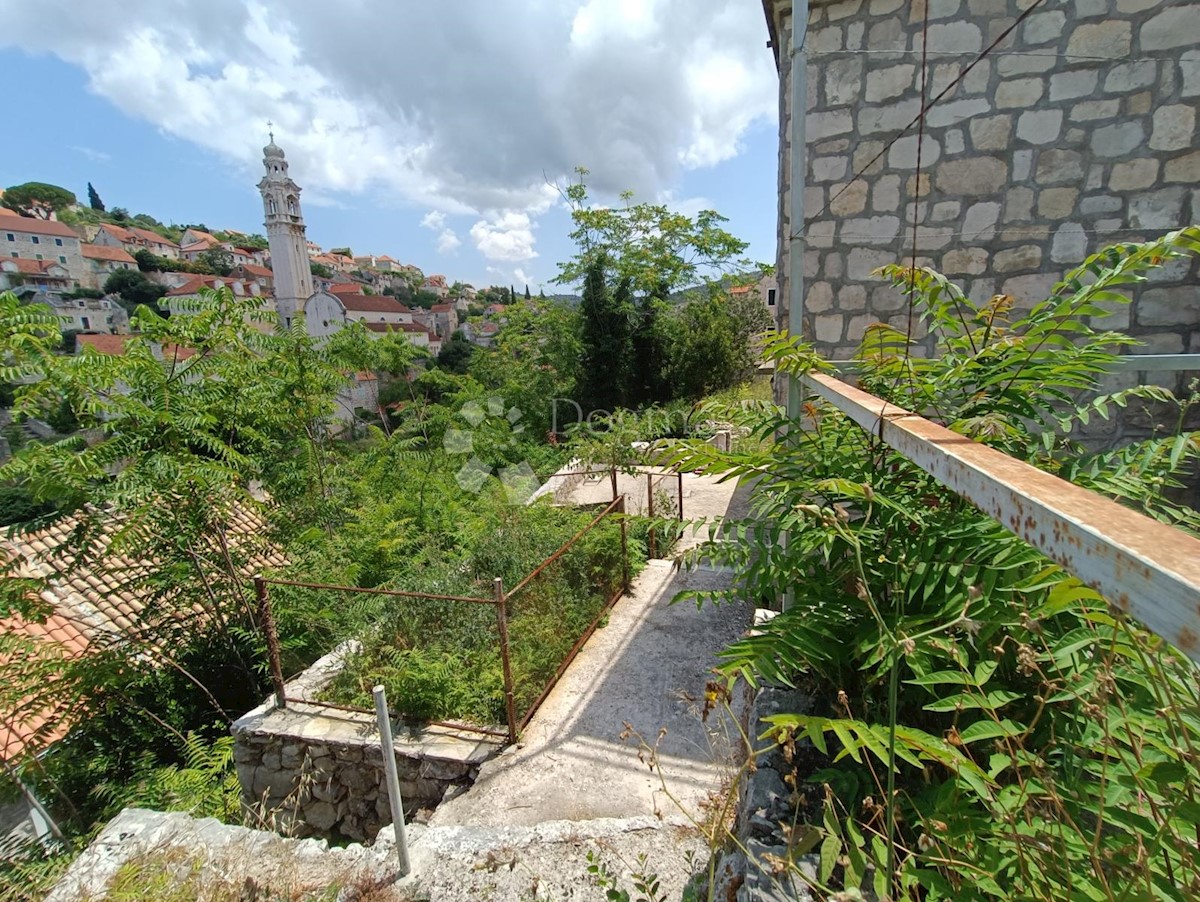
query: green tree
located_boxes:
[134,249,161,272]
[2,182,77,220]
[102,269,167,313]
[310,261,334,279]
[436,332,474,375]
[524,284,532,301]
[329,247,352,257]
[629,282,671,407]
[86,182,105,212]
[196,248,233,277]
[554,169,750,296]
[578,256,633,413]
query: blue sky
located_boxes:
[0,0,779,291]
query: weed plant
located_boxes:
[671,228,1200,900]
[325,502,649,724]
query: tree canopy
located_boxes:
[2,182,77,220]
[554,169,752,296]
[87,182,105,212]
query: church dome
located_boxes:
[263,139,285,161]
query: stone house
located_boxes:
[234,262,274,293]
[303,291,413,339]
[80,244,137,291]
[1,216,84,285]
[412,302,459,338]
[93,224,180,260]
[421,273,449,298]
[0,258,73,293]
[51,293,127,334]
[763,0,1200,367]
[730,271,779,313]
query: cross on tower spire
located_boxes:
[267,120,274,143]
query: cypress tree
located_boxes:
[87,182,105,212]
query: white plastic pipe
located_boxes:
[373,685,411,876]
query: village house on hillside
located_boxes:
[92,223,180,260]
[79,244,136,291]
[1,213,84,288]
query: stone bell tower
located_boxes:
[258,129,313,329]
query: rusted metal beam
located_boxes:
[801,372,1200,662]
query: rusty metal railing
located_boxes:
[801,372,1200,663]
[252,493,637,745]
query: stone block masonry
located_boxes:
[232,643,500,842]
[768,0,1200,370]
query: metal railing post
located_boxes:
[373,685,411,876]
[619,495,630,592]
[610,466,618,502]
[677,470,684,521]
[254,575,287,709]
[494,577,518,744]
[647,472,656,558]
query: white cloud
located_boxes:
[0,0,775,219]
[421,209,460,253]
[436,230,462,254]
[70,145,112,163]
[470,212,538,263]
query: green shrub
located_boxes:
[672,228,1200,900]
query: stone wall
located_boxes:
[768,0,1200,366]
[232,643,500,842]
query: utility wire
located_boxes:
[795,0,1051,238]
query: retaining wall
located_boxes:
[231,643,500,842]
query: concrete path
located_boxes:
[431,560,753,829]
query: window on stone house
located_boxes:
[35,254,43,261]
[768,289,776,306]
[81,317,89,329]
[55,238,63,246]
[59,256,67,265]
[30,236,39,245]
[5,234,12,242]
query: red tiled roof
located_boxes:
[486,304,507,313]
[729,285,753,295]
[0,217,78,239]
[0,504,285,762]
[128,227,179,248]
[328,281,367,294]
[160,343,197,362]
[364,322,394,333]
[339,294,407,314]
[0,612,90,761]
[76,334,135,356]
[180,240,216,254]
[398,323,427,333]
[431,304,455,312]
[1,258,69,276]
[481,322,500,334]
[82,244,136,264]
[98,223,134,242]
[238,263,273,279]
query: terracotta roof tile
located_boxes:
[339,294,408,314]
[76,334,135,356]
[1,258,69,276]
[0,217,78,239]
[82,244,136,264]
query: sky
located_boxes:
[0,0,779,292]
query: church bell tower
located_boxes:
[258,130,313,329]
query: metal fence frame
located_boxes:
[252,494,635,745]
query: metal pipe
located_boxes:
[802,372,1200,663]
[647,472,657,558]
[254,575,287,709]
[786,0,809,424]
[373,685,411,876]
[494,577,518,745]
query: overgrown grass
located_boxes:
[324,502,649,725]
